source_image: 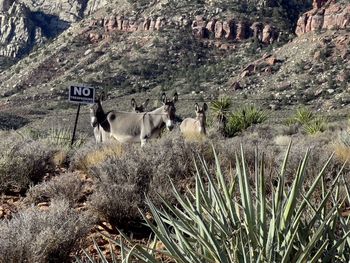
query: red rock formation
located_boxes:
[222,19,235,39]
[296,2,350,36]
[206,19,216,32]
[250,22,263,40]
[313,0,329,9]
[87,14,279,47]
[262,24,276,44]
[214,21,224,39]
[236,21,247,40]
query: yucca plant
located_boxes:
[225,105,267,137]
[304,117,327,135]
[293,107,314,125]
[210,96,231,125]
[112,143,350,262]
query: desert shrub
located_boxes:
[0,199,92,263]
[0,139,58,194]
[115,146,350,262]
[78,133,211,227]
[45,127,87,148]
[24,172,85,206]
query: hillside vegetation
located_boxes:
[0,0,349,261]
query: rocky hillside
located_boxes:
[0,0,108,60]
[0,0,348,132]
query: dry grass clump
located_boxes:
[181,131,207,142]
[274,135,292,146]
[0,139,58,194]
[69,140,124,172]
[24,173,85,206]
[333,129,350,163]
[0,199,92,263]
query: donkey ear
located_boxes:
[195,103,199,112]
[143,98,149,108]
[161,93,167,103]
[131,98,136,109]
[203,103,208,112]
[173,92,178,102]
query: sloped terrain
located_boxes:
[0,0,349,260]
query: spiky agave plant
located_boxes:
[89,143,350,262]
[210,96,231,131]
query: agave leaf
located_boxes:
[308,240,329,263]
[296,209,337,263]
[274,141,292,214]
[212,145,239,224]
[322,230,350,262]
[236,150,258,249]
[281,149,309,232]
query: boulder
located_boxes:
[214,21,224,38]
[250,22,263,41]
[296,2,350,36]
[0,0,14,12]
[236,21,247,40]
[222,19,235,39]
[143,18,150,30]
[206,19,217,32]
[313,0,329,9]
[262,24,276,44]
[155,17,164,30]
[117,16,123,30]
[105,16,117,32]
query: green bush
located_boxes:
[304,117,327,135]
[287,107,328,135]
[225,105,267,137]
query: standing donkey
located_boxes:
[107,92,178,147]
[180,103,208,136]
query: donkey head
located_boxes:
[131,98,150,113]
[161,92,178,131]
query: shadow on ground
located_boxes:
[0,113,29,130]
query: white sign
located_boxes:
[68,85,95,104]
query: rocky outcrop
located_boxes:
[239,54,283,79]
[88,14,279,45]
[0,0,44,57]
[296,1,350,36]
[192,16,278,44]
[20,0,108,22]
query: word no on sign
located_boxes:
[68,85,95,104]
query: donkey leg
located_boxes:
[141,138,147,147]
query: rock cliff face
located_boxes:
[0,0,43,57]
[21,0,108,22]
[296,0,350,36]
[87,14,279,46]
[0,0,108,58]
